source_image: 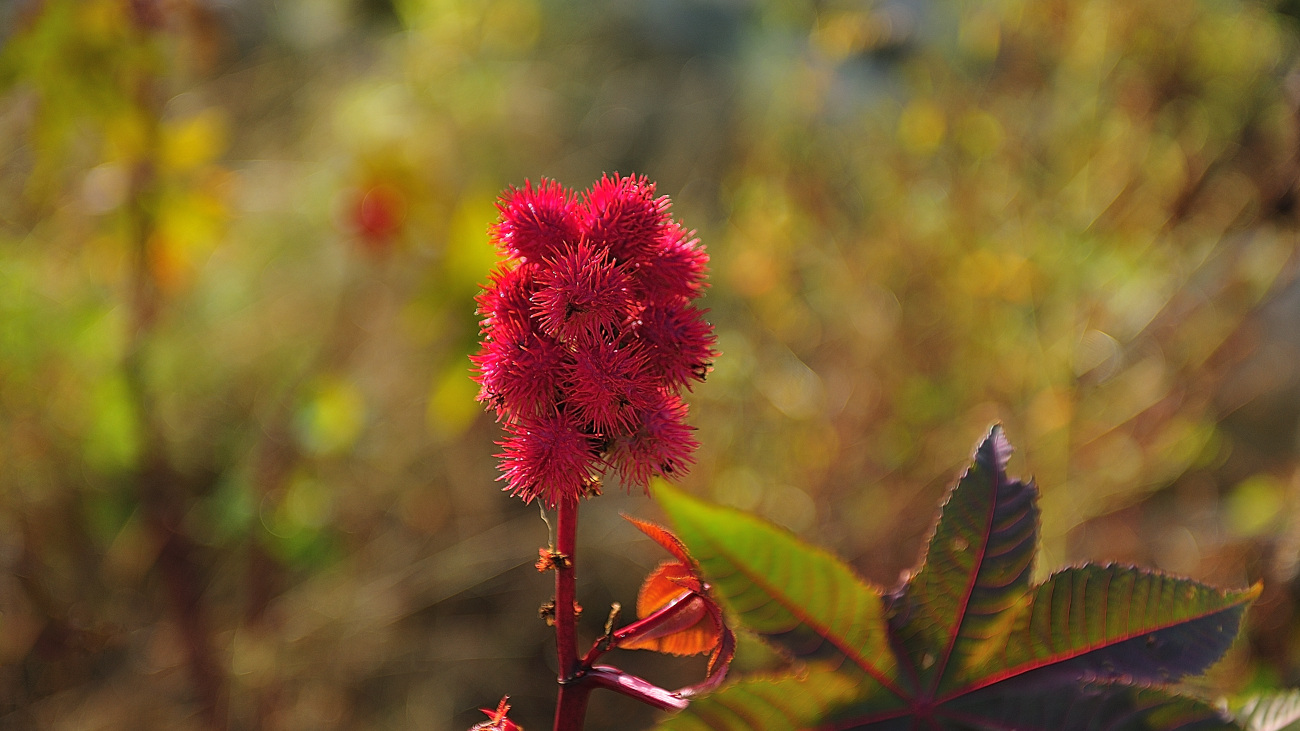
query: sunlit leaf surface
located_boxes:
[656,428,1259,730]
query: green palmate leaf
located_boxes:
[655,666,861,731]
[655,481,906,709]
[948,684,1237,731]
[957,565,1257,694]
[1232,690,1300,731]
[888,427,1039,694]
[654,427,1261,731]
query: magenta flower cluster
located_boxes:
[472,175,716,508]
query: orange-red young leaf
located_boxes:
[620,560,716,655]
[637,560,704,615]
[618,515,736,692]
[624,514,695,566]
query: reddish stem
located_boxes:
[551,499,695,729]
[585,666,690,712]
[553,497,583,730]
[554,664,689,730]
[553,681,593,731]
[554,497,579,677]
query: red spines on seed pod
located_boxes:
[471,175,715,508]
[489,179,582,264]
[469,697,523,731]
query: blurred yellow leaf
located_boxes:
[811,11,874,61]
[957,110,1003,159]
[958,9,1001,60]
[1028,386,1073,436]
[161,109,227,172]
[1225,475,1285,538]
[77,0,128,42]
[297,377,367,455]
[427,362,480,438]
[481,0,540,54]
[103,109,151,163]
[281,472,335,530]
[146,232,193,294]
[898,100,946,155]
[445,190,501,290]
[85,374,141,471]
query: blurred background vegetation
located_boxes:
[3,0,1300,728]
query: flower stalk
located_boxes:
[553,498,580,681]
[470,175,728,731]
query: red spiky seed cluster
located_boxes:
[472,175,715,508]
[469,697,523,731]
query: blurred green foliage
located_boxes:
[1,0,1300,729]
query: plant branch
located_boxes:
[585,666,690,712]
